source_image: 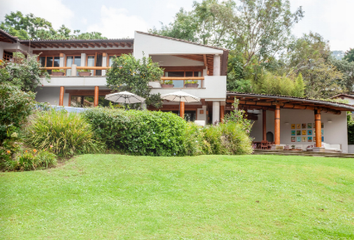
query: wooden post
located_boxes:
[315,109,321,147]
[94,86,99,107]
[59,86,64,106]
[274,105,280,145]
[220,105,225,123]
[180,102,185,119]
[263,110,266,141]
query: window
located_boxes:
[164,70,202,88]
[66,56,81,76]
[40,56,60,74]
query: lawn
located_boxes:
[1,155,354,239]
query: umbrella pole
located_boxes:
[180,101,185,119]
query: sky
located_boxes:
[0,0,353,51]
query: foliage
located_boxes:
[348,114,354,145]
[344,48,354,63]
[227,52,252,92]
[330,57,354,93]
[251,71,305,97]
[0,52,49,92]
[83,108,252,156]
[162,80,173,85]
[106,54,164,109]
[77,69,91,72]
[0,83,35,145]
[185,80,198,84]
[224,98,253,132]
[26,109,104,157]
[82,108,186,156]
[52,69,65,73]
[182,123,211,156]
[1,149,56,172]
[284,33,343,98]
[1,11,106,40]
[151,0,303,66]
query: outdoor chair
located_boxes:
[261,140,269,150]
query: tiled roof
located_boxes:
[0,29,18,43]
[227,92,354,111]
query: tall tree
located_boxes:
[344,48,354,63]
[0,11,106,40]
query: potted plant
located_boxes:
[52,69,65,76]
[161,80,174,88]
[185,80,199,88]
[78,69,92,76]
[291,145,295,150]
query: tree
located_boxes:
[0,52,49,92]
[151,0,304,67]
[331,57,354,93]
[284,32,343,98]
[0,11,106,40]
[344,48,354,63]
[106,54,164,108]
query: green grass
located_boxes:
[1,155,354,239]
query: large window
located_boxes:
[66,56,81,76]
[39,56,60,74]
[164,70,202,88]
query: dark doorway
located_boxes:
[266,131,274,142]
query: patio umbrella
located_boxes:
[161,91,200,118]
[105,91,145,104]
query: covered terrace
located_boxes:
[226,92,354,153]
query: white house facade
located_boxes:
[0,29,228,124]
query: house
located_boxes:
[0,29,228,124]
[2,28,354,153]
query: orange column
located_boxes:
[315,109,321,147]
[94,86,99,107]
[180,102,185,119]
[220,105,225,123]
[274,105,280,145]
[263,110,266,141]
[59,86,64,106]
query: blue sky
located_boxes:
[0,0,353,51]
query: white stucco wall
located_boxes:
[40,77,107,87]
[150,76,226,100]
[348,145,354,154]
[251,109,348,153]
[133,32,223,60]
[35,87,69,106]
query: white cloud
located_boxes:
[0,0,74,29]
[81,18,88,25]
[86,6,149,38]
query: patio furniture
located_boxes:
[105,91,145,104]
[261,140,269,150]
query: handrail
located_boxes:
[39,67,71,70]
[161,77,204,80]
[77,66,111,70]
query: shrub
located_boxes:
[83,108,186,156]
[203,122,253,155]
[182,123,210,156]
[1,149,56,171]
[0,83,35,145]
[26,109,104,157]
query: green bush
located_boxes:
[0,83,35,145]
[26,109,104,157]
[83,108,187,156]
[83,108,253,156]
[1,149,56,171]
[203,122,253,155]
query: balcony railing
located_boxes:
[40,66,205,88]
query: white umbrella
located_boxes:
[161,91,200,103]
[105,91,145,104]
[161,91,200,118]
